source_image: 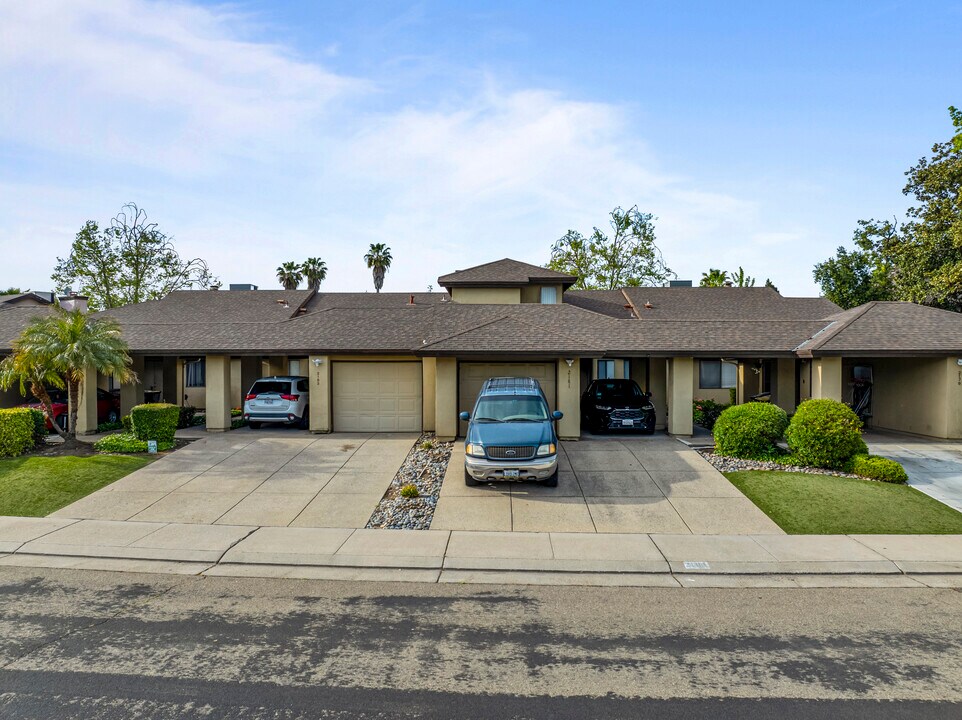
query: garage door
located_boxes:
[332,362,422,432]
[458,362,556,436]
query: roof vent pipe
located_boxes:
[408,294,415,305]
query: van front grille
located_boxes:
[486,445,536,460]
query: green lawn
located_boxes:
[725,470,962,534]
[0,455,152,517]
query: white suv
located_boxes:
[243,376,310,429]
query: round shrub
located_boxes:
[849,454,909,484]
[786,399,865,469]
[130,403,180,443]
[713,402,789,460]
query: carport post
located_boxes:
[556,358,581,439]
[120,355,145,416]
[308,355,331,433]
[811,357,843,401]
[73,364,99,435]
[435,357,457,441]
[205,354,232,432]
[667,357,694,436]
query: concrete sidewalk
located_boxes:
[1,515,959,588]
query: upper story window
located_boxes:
[699,359,737,389]
[539,286,557,304]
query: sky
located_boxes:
[1,1,960,297]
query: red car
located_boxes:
[23,388,121,431]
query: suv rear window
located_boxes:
[250,381,291,395]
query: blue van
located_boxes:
[459,377,563,487]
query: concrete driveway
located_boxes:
[432,435,783,534]
[54,430,417,528]
[865,432,962,512]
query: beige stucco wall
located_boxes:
[556,357,580,439]
[774,358,795,413]
[451,287,521,304]
[435,357,458,440]
[667,357,694,436]
[811,357,843,401]
[644,358,668,430]
[798,360,812,402]
[205,354,232,432]
[421,357,437,432]
[862,357,956,438]
[308,354,332,433]
[263,357,288,377]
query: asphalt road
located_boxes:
[0,567,959,719]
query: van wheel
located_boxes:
[539,471,558,488]
[464,470,481,486]
[248,421,261,430]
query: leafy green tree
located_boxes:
[276,262,302,290]
[52,203,215,311]
[1,287,22,295]
[764,278,779,292]
[729,266,756,287]
[0,310,133,439]
[700,269,728,287]
[814,108,960,310]
[300,258,328,291]
[548,206,672,289]
[813,220,896,308]
[364,244,393,293]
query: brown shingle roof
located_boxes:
[797,301,962,356]
[621,286,839,320]
[0,305,56,352]
[98,289,314,324]
[438,258,576,288]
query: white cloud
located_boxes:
[0,0,825,296]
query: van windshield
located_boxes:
[473,395,550,422]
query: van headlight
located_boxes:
[536,443,556,456]
[465,443,485,458]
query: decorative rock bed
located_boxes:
[698,449,862,479]
[366,433,454,530]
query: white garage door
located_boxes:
[332,362,422,432]
[458,362,556,436]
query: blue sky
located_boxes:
[1,1,959,296]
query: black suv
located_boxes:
[581,379,656,434]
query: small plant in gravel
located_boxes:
[399,483,419,498]
[713,402,788,460]
[420,440,435,451]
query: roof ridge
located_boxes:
[797,301,877,353]
[417,313,512,350]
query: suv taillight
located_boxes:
[245,394,257,401]
[280,394,299,401]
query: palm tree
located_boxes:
[729,266,756,287]
[0,346,68,439]
[700,268,728,287]
[276,262,302,290]
[364,243,392,293]
[300,257,328,291]
[1,309,134,439]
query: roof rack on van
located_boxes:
[481,377,541,394]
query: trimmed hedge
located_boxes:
[786,399,866,469]
[713,402,789,460]
[0,408,38,457]
[121,414,132,432]
[850,454,909,484]
[28,408,47,446]
[94,432,174,454]
[130,403,180,443]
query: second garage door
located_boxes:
[458,362,556,436]
[332,362,422,432]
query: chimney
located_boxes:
[58,292,88,313]
[408,294,415,306]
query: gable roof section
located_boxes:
[438,258,576,288]
[797,301,962,356]
[621,286,839,320]
[563,289,636,318]
[0,292,54,307]
[99,289,315,324]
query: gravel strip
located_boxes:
[366,433,454,530]
[698,450,863,479]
